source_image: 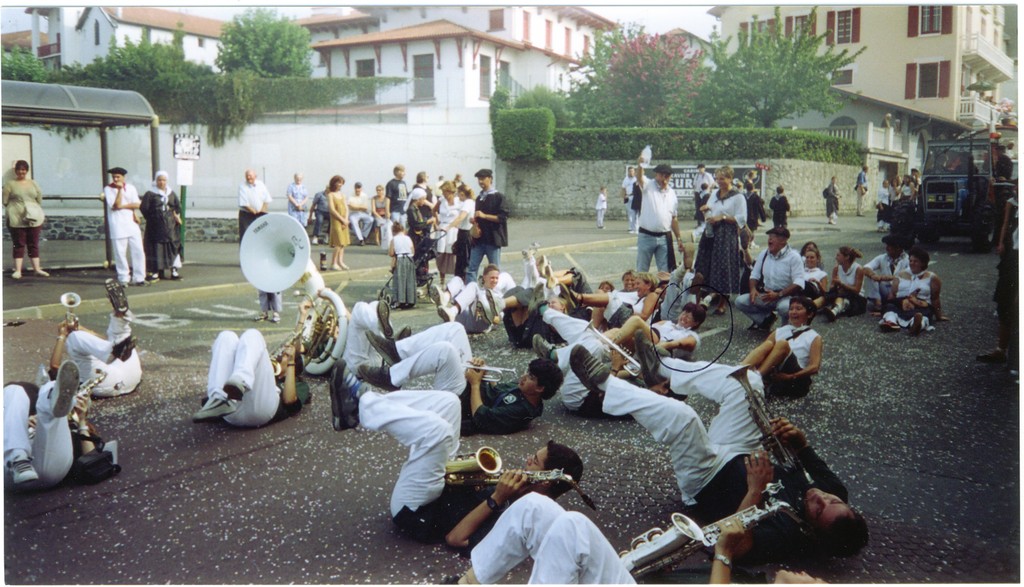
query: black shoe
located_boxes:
[821,306,837,323]
[170,267,181,280]
[376,299,393,339]
[330,359,363,431]
[111,335,137,362]
[357,363,399,391]
[145,273,160,283]
[105,279,129,314]
[569,346,609,401]
[532,333,555,361]
[633,331,667,388]
[527,283,547,315]
[759,314,777,331]
[366,331,401,366]
[396,326,413,340]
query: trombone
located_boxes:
[462,363,517,383]
[586,324,642,377]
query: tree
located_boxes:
[216,8,312,78]
[2,48,50,82]
[696,8,864,128]
[566,24,705,128]
[514,86,571,128]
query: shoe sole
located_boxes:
[633,331,667,388]
[53,361,80,417]
[437,305,454,323]
[192,404,236,423]
[569,346,609,395]
[104,279,129,314]
[377,300,394,339]
[367,332,401,367]
[484,290,501,323]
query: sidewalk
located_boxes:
[1,214,862,319]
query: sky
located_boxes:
[1,3,720,41]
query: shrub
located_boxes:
[494,108,556,161]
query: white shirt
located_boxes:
[773,325,819,369]
[621,175,636,200]
[751,245,805,291]
[595,191,607,210]
[637,179,677,233]
[695,170,715,193]
[238,180,272,212]
[104,183,142,240]
[864,252,909,278]
[876,186,891,206]
[392,233,413,256]
[347,191,371,213]
[706,190,747,227]
[458,199,476,231]
[652,322,701,351]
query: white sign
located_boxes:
[173,133,201,160]
[177,159,195,187]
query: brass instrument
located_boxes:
[620,481,799,579]
[728,365,811,483]
[60,292,81,330]
[270,330,305,377]
[587,324,641,377]
[444,446,597,510]
[462,363,517,383]
[77,370,107,398]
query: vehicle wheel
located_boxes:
[971,202,995,253]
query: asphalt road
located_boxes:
[3,216,1019,583]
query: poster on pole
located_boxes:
[177,159,195,187]
[173,133,201,161]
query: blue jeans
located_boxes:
[467,243,501,283]
[734,293,792,326]
[312,211,329,239]
[636,232,668,273]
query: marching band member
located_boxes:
[433,265,514,334]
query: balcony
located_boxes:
[37,40,60,59]
[961,33,1015,82]
[958,94,1005,128]
[805,123,903,154]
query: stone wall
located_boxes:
[4,213,242,243]
[501,159,862,220]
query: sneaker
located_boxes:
[357,364,398,391]
[270,312,281,323]
[192,397,239,422]
[53,361,80,417]
[396,326,413,340]
[429,283,450,309]
[976,349,1008,364]
[222,375,248,401]
[533,333,555,361]
[821,306,837,323]
[437,304,457,323]
[330,359,363,431]
[105,279,130,314]
[253,313,267,322]
[129,280,149,287]
[170,267,181,280]
[909,312,923,336]
[311,236,319,245]
[376,299,394,339]
[9,459,39,489]
[366,331,401,366]
[111,335,137,362]
[569,346,610,401]
[11,270,22,280]
[145,273,160,283]
[482,289,504,324]
[633,331,668,388]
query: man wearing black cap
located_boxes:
[861,234,911,313]
[467,169,509,283]
[103,167,147,286]
[635,159,683,273]
[735,226,804,330]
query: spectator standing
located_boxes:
[876,179,892,232]
[743,180,767,252]
[348,182,374,246]
[467,169,509,283]
[238,168,277,321]
[105,166,147,286]
[308,189,330,245]
[769,185,790,229]
[977,196,1018,364]
[385,165,409,227]
[621,165,638,234]
[823,176,840,225]
[595,186,607,229]
[635,159,683,273]
[327,175,350,271]
[855,164,868,216]
[3,160,48,279]
[285,173,309,229]
[694,163,715,201]
[139,170,182,281]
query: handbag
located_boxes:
[69,433,121,484]
[22,200,44,226]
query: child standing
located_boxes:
[389,222,416,309]
[595,186,607,229]
[769,185,790,229]
[876,179,892,232]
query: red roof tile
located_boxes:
[102,7,224,39]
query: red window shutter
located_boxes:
[851,8,861,42]
[941,6,952,34]
[785,16,793,36]
[810,13,816,35]
[908,6,919,37]
[938,60,951,97]
[768,18,776,34]
[905,63,917,99]
[826,11,835,45]
[740,22,749,34]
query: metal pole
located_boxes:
[99,126,112,269]
[150,115,160,179]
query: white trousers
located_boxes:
[471,493,635,584]
[349,211,374,241]
[542,309,607,410]
[446,278,494,333]
[64,312,142,397]
[600,359,763,505]
[861,279,893,305]
[343,301,382,370]
[359,389,461,517]
[258,291,282,313]
[4,383,73,487]
[112,234,146,284]
[395,322,472,361]
[207,330,279,427]
[374,215,393,250]
[389,341,467,395]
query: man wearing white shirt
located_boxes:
[621,165,637,234]
[237,168,272,241]
[347,182,374,245]
[694,163,715,199]
[734,226,805,330]
[103,166,147,286]
[635,160,683,273]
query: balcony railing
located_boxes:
[37,41,60,58]
[958,94,1004,128]
[961,33,1014,82]
[805,123,903,154]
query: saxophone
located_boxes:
[620,481,799,579]
[444,447,597,510]
[77,370,108,398]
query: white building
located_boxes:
[23,7,223,70]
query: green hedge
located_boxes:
[494,108,555,161]
[551,127,863,165]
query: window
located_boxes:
[564,27,572,56]
[413,54,434,100]
[356,58,375,102]
[94,21,100,45]
[917,62,940,98]
[498,60,511,90]
[197,37,205,48]
[793,15,809,30]
[920,6,942,34]
[905,61,950,99]
[489,8,505,31]
[836,10,853,44]
[832,69,853,85]
[545,20,552,50]
[583,34,590,55]
[479,55,492,98]
[522,11,530,43]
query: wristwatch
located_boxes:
[485,496,505,511]
[713,553,732,569]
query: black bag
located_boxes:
[822,187,830,198]
[69,434,121,484]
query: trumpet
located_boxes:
[727,365,811,483]
[462,363,517,383]
[60,292,81,330]
[586,324,641,377]
[270,330,305,377]
[620,481,799,578]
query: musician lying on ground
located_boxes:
[50,279,142,398]
[341,300,413,374]
[604,301,706,365]
[358,336,563,435]
[740,296,822,398]
[434,264,514,334]
[191,329,310,427]
[358,321,475,396]
[570,348,868,564]
[334,384,584,549]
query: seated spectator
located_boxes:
[347,182,374,245]
[861,234,911,314]
[821,246,867,322]
[799,243,829,308]
[735,227,804,331]
[879,246,946,335]
[741,296,822,398]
